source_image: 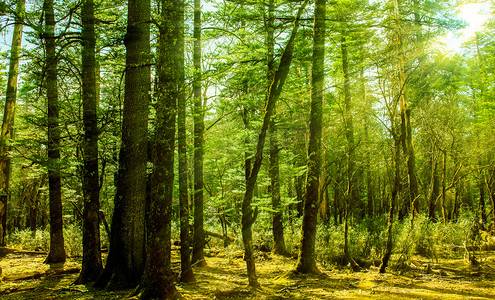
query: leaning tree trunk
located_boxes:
[191,0,206,268]
[95,0,149,289]
[75,0,103,284]
[0,0,25,246]
[177,0,194,283]
[242,1,308,287]
[44,0,66,264]
[295,0,325,275]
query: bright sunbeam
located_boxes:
[443,1,491,52]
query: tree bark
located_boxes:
[394,0,419,221]
[44,0,66,264]
[361,65,373,218]
[267,0,287,257]
[340,34,360,271]
[295,0,324,275]
[95,0,149,289]
[192,0,206,268]
[178,0,194,283]
[0,0,24,246]
[241,1,308,287]
[75,0,103,284]
[379,135,400,273]
[135,0,182,297]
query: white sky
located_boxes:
[443,1,491,52]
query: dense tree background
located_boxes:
[0,0,494,295]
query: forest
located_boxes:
[0,0,494,299]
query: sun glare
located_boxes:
[442,1,491,52]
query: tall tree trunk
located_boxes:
[192,0,206,268]
[269,118,287,255]
[0,0,25,246]
[178,0,194,283]
[44,0,66,264]
[295,0,324,275]
[362,66,373,218]
[76,0,103,283]
[135,0,182,298]
[394,0,419,221]
[95,0,149,289]
[340,34,360,271]
[267,0,287,257]
[242,1,308,287]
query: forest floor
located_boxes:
[1,246,495,299]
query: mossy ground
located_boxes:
[1,248,495,299]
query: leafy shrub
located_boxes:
[64,223,83,257]
[8,228,50,251]
[316,218,386,267]
[393,211,475,265]
[8,224,84,257]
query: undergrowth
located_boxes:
[6,223,108,258]
[4,210,484,269]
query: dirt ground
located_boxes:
[1,247,495,299]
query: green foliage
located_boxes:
[63,223,83,258]
[8,228,50,251]
[316,218,387,267]
[7,224,83,257]
[394,211,476,267]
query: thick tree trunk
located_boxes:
[0,0,24,246]
[177,0,194,283]
[192,0,206,268]
[95,0,149,289]
[295,0,324,275]
[75,0,103,284]
[44,0,66,264]
[136,0,182,296]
